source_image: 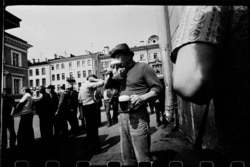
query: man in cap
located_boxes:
[105,43,163,166]
[46,85,59,137]
[66,85,80,135]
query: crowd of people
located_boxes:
[2,67,165,159]
[2,85,85,150]
[2,6,248,166]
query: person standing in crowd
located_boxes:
[94,89,103,127]
[35,86,53,144]
[67,85,80,135]
[148,99,156,114]
[103,88,114,127]
[171,6,249,165]
[105,43,163,166]
[103,87,119,127]
[78,74,104,154]
[78,100,86,132]
[2,88,16,150]
[154,92,168,128]
[55,85,69,140]
[15,87,35,149]
[46,85,59,137]
[108,60,120,124]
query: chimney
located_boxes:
[54,54,57,59]
[32,59,35,63]
[37,59,40,63]
[45,58,48,62]
[104,46,109,54]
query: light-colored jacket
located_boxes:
[78,80,104,106]
[15,93,34,116]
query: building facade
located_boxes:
[29,53,101,91]
[3,11,32,100]
[28,35,162,91]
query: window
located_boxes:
[29,70,33,76]
[153,65,162,74]
[78,82,81,88]
[56,64,60,70]
[36,79,40,87]
[57,74,60,80]
[77,61,80,67]
[101,62,105,69]
[77,71,81,78]
[69,72,73,78]
[104,61,109,68]
[88,70,91,76]
[52,75,55,81]
[62,73,65,80]
[69,62,72,70]
[13,78,22,94]
[30,80,33,87]
[42,78,46,86]
[153,53,158,59]
[82,60,85,67]
[82,71,86,78]
[42,68,46,75]
[11,51,21,67]
[87,60,91,66]
[140,54,145,61]
[51,65,55,71]
[36,69,39,75]
[61,63,65,69]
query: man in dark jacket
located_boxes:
[67,86,80,135]
[35,86,53,143]
[46,85,59,137]
[55,86,69,139]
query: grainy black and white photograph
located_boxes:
[1,2,249,167]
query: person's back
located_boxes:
[68,90,79,111]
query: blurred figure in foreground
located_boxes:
[2,88,16,150]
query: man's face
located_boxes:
[116,53,130,67]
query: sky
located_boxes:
[6,6,161,61]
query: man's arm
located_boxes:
[131,64,163,106]
[173,43,217,105]
[88,77,104,88]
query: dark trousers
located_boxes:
[39,113,54,142]
[54,114,68,139]
[17,113,34,148]
[82,103,101,151]
[67,109,80,133]
[111,97,119,122]
[2,116,16,149]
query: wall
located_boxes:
[168,6,217,148]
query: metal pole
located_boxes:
[156,6,176,123]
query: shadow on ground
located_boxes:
[99,134,120,153]
[151,150,177,167]
[2,133,92,167]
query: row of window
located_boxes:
[51,70,92,81]
[29,68,46,76]
[51,60,92,71]
[30,78,46,88]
